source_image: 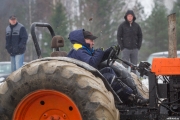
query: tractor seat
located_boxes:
[50,35,67,57]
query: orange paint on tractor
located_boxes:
[151,58,180,75]
[13,90,82,120]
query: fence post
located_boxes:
[168,13,177,58]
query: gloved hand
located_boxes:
[111,45,120,51]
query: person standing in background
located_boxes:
[5,15,28,72]
[117,10,142,73]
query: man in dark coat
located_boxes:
[5,15,28,72]
[117,10,142,73]
[68,29,148,105]
[68,29,111,69]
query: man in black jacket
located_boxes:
[5,15,28,72]
[117,10,142,73]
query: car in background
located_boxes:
[142,51,180,89]
[0,61,27,82]
[0,62,11,82]
[147,51,180,65]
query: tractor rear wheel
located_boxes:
[0,60,119,120]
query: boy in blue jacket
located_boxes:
[68,29,148,105]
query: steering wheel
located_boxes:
[107,45,120,66]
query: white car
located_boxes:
[0,62,27,82]
[0,62,11,82]
[141,51,180,89]
[147,51,180,64]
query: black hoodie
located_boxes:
[117,10,142,50]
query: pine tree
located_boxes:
[171,0,180,49]
[139,1,168,61]
[74,0,125,49]
[41,2,69,57]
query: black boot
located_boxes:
[134,94,149,105]
[128,94,149,105]
[132,86,149,105]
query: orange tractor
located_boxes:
[0,22,179,120]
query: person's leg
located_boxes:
[15,54,24,70]
[130,49,138,73]
[122,48,131,68]
[100,67,116,83]
[130,49,138,65]
[100,67,134,103]
[100,67,148,104]
[116,67,149,104]
[120,69,137,90]
[100,67,116,76]
[111,78,134,103]
[10,56,16,72]
[112,78,148,105]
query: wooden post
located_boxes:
[168,13,177,58]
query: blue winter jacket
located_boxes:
[6,22,28,56]
[67,29,112,69]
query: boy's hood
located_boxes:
[69,29,90,47]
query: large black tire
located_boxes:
[0,60,119,120]
[130,73,149,99]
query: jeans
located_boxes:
[10,54,24,72]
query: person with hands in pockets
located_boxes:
[117,10,142,73]
[5,15,28,72]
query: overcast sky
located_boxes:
[139,0,175,18]
[139,0,154,17]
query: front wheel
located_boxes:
[0,59,119,120]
